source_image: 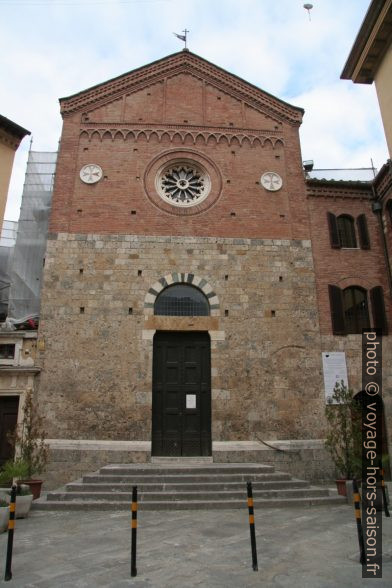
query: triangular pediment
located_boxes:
[60,51,303,127]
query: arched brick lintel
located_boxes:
[144,273,220,316]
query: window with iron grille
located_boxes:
[154,284,209,316]
[0,344,15,360]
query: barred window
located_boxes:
[0,344,15,360]
[154,284,209,316]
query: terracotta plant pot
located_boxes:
[336,479,347,496]
[19,479,43,500]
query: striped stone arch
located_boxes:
[144,273,220,317]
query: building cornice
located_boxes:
[306,179,373,200]
[373,159,392,201]
[0,114,30,148]
[0,331,37,339]
[341,0,392,83]
[0,367,40,374]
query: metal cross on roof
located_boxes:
[173,29,189,49]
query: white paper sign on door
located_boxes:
[186,394,196,409]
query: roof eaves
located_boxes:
[59,50,184,103]
[306,177,372,189]
[341,0,392,81]
[59,50,304,116]
[0,114,30,139]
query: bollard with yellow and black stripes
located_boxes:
[380,468,390,517]
[352,479,366,565]
[131,485,138,577]
[4,485,16,582]
[246,481,258,572]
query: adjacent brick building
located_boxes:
[33,50,391,485]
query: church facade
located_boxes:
[35,51,391,484]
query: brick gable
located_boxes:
[50,51,309,239]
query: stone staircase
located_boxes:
[33,462,345,511]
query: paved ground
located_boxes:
[0,502,391,587]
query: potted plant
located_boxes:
[325,381,362,497]
[8,389,49,499]
[0,458,34,518]
[0,498,9,533]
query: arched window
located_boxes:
[337,215,357,248]
[154,284,210,316]
[343,286,369,334]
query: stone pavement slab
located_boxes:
[0,504,391,587]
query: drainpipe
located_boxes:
[372,170,392,298]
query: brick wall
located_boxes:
[307,184,392,335]
[50,66,308,240]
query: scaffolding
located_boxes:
[0,220,18,319]
[6,151,57,325]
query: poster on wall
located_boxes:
[322,352,348,404]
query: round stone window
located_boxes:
[156,161,211,208]
[144,149,222,216]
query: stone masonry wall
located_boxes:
[36,233,327,444]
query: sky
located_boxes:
[0,0,389,221]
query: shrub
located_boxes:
[325,381,362,480]
[9,390,49,479]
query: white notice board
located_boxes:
[322,352,348,404]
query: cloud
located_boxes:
[1,0,388,220]
[294,82,388,171]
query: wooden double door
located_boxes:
[0,396,19,468]
[152,331,211,457]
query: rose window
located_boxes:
[156,161,210,207]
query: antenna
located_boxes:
[370,158,376,178]
[303,3,313,20]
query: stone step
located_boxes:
[66,480,310,492]
[33,495,345,511]
[150,456,213,464]
[98,463,275,475]
[82,472,291,484]
[46,487,329,502]
[34,462,343,511]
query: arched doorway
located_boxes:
[151,284,212,457]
